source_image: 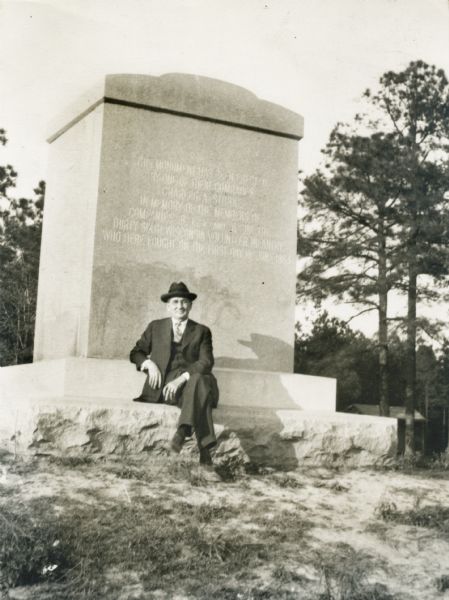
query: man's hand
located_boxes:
[140,359,162,389]
[163,376,187,404]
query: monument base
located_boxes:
[0,359,397,467]
[0,357,336,411]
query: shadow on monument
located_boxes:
[215,333,292,372]
[216,333,300,470]
[214,403,300,471]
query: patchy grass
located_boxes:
[1,493,278,597]
[0,497,73,590]
[313,544,393,600]
[3,455,449,599]
[3,455,41,476]
[0,457,315,599]
[47,455,95,468]
[381,453,449,481]
[269,472,303,489]
[102,454,232,487]
[375,499,449,537]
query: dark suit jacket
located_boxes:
[130,318,219,406]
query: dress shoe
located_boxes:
[199,447,213,466]
[170,430,186,453]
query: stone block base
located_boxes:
[216,406,397,468]
[0,398,397,469]
[0,398,248,468]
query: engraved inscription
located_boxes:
[101,158,290,264]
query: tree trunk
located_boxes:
[446,408,449,455]
[378,212,389,416]
[404,250,417,456]
[378,309,389,416]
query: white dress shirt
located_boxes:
[172,318,188,341]
[172,318,190,381]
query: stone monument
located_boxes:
[34,74,301,372]
[0,74,397,466]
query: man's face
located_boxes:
[166,296,192,321]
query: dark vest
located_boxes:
[166,340,188,376]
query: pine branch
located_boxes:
[345,307,378,323]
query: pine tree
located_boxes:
[298,61,449,442]
[298,130,404,416]
[368,61,449,453]
[0,130,45,365]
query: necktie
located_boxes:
[174,321,183,343]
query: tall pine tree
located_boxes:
[368,61,449,453]
[298,130,404,416]
[298,61,449,444]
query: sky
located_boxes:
[1,0,449,334]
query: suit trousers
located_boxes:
[165,370,217,449]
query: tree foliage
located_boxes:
[368,62,449,452]
[0,131,44,365]
[298,61,449,445]
[298,130,403,305]
[295,312,378,411]
[295,313,449,451]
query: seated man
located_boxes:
[130,281,219,465]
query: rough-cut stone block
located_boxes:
[0,399,249,467]
[34,73,304,372]
[277,410,398,467]
[214,407,397,468]
[0,400,396,469]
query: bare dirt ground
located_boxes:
[1,454,449,600]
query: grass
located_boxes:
[0,456,316,599]
[376,453,449,481]
[270,472,303,489]
[313,544,394,600]
[1,494,269,597]
[47,455,95,469]
[375,498,449,537]
[0,455,419,600]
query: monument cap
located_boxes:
[161,282,197,303]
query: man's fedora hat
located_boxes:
[161,281,197,303]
